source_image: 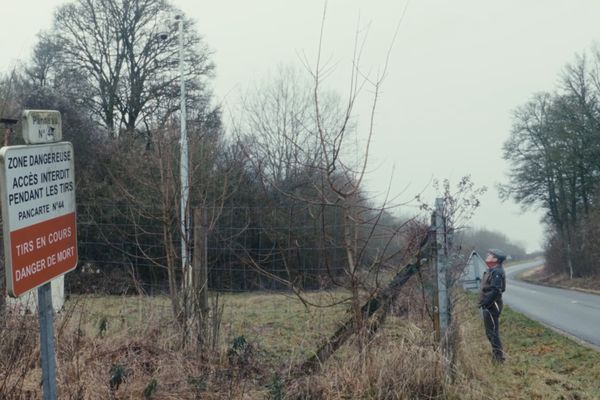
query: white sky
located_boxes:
[3,1,600,252]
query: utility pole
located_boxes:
[176,15,190,291]
[157,13,190,295]
[158,12,191,344]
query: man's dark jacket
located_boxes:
[479,265,506,309]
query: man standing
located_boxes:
[479,249,507,363]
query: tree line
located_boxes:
[459,228,527,261]
[0,0,504,356]
[8,0,423,350]
[0,0,411,305]
[502,46,600,277]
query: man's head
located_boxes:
[486,249,507,268]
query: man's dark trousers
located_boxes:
[482,302,504,362]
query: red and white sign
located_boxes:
[0,142,77,297]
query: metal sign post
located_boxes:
[38,282,57,399]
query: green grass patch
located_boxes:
[220,291,350,367]
[66,291,351,367]
[462,295,600,399]
[65,294,172,336]
[57,291,600,399]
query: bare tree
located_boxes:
[19,0,225,349]
[299,3,403,343]
[100,116,239,349]
[233,4,410,352]
[26,0,214,137]
[501,51,600,278]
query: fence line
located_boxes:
[66,202,404,295]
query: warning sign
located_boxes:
[0,142,77,297]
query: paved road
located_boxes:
[503,259,600,348]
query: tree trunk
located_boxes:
[566,240,575,280]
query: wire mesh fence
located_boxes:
[73,202,353,295]
[0,200,442,398]
[0,199,407,339]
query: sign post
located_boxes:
[38,283,58,399]
[0,110,76,400]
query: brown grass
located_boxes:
[1,287,599,399]
[520,266,600,295]
[0,314,40,399]
[285,319,452,399]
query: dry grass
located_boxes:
[285,318,453,399]
[520,266,600,295]
[0,314,40,399]
[0,292,350,399]
[1,288,599,399]
[456,293,600,400]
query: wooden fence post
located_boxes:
[433,198,449,342]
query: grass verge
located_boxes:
[517,266,600,295]
[1,289,599,398]
[460,294,600,400]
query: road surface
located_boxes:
[503,259,600,348]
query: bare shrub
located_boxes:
[0,294,267,399]
[0,314,39,399]
[287,326,448,400]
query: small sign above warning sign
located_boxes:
[0,141,77,297]
[22,110,62,144]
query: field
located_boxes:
[1,289,599,399]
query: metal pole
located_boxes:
[38,282,57,399]
[178,16,189,284]
[435,198,449,338]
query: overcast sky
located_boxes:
[3,1,600,252]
